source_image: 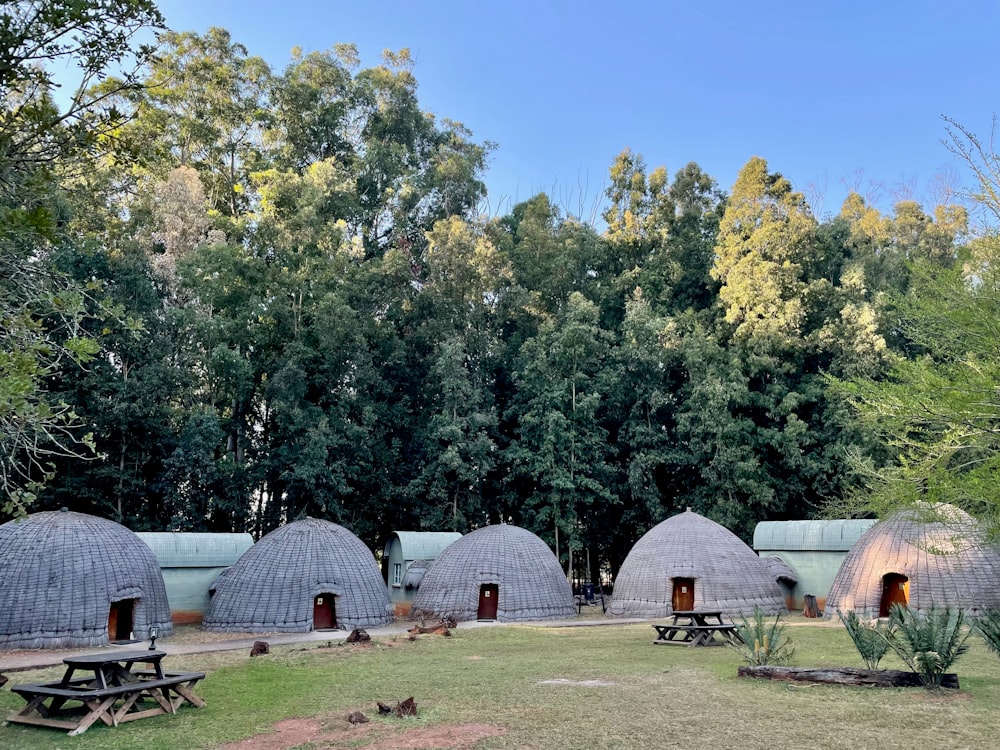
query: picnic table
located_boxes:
[6,649,205,736]
[652,610,744,647]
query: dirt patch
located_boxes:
[215,718,327,750]
[213,717,505,750]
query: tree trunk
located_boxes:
[738,666,959,689]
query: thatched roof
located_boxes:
[411,524,575,622]
[824,504,1000,617]
[762,555,799,585]
[402,559,429,589]
[0,509,173,650]
[202,518,392,632]
[609,509,787,618]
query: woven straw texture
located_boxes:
[402,559,429,588]
[202,518,392,632]
[0,510,173,650]
[762,555,799,584]
[824,504,1000,617]
[609,509,787,618]
[411,524,575,622]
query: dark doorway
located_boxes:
[108,599,135,642]
[672,578,695,611]
[880,573,909,617]
[313,594,337,630]
[478,584,499,620]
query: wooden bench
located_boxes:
[652,622,743,647]
[7,670,205,736]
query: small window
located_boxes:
[392,563,402,586]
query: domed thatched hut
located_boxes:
[0,509,173,650]
[411,524,575,622]
[824,504,1000,618]
[609,509,786,618]
[202,518,392,632]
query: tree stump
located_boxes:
[802,594,821,618]
[347,628,370,643]
[394,697,417,717]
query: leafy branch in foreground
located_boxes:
[972,608,1000,656]
[728,607,794,666]
[838,610,891,669]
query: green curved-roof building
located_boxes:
[753,519,876,611]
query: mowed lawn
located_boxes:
[2,620,999,750]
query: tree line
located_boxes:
[2,2,987,582]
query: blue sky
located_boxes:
[153,0,1000,222]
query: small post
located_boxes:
[802,595,820,618]
[148,626,159,650]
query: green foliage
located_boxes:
[838,609,891,669]
[0,1,163,515]
[728,607,794,666]
[836,243,1000,537]
[884,604,971,688]
[2,5,943,579]
[971,608,1000,657]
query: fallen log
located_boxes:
[738,665,959,689]
[406,624,452,637]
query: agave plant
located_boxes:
[972,608,1000,656]
[883,604,971,688]
[838,610,891,669]
[728,606,794,666]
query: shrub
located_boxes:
[729,607,794,666]
[972,608,1000,656]
[884,604,971,688]
[838,610,891,669]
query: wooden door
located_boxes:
[672,578,695,611]
[478,584,499,620]
[108,599,135,641]
[879,573,909,617]
[313,594,336,630]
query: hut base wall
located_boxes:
[171,610,204,625]
[609,597,786,619]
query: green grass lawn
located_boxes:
[2,622,999,750]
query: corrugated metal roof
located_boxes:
[753,519,876,552]
[385,531,462,562]
[137,532,254,568]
